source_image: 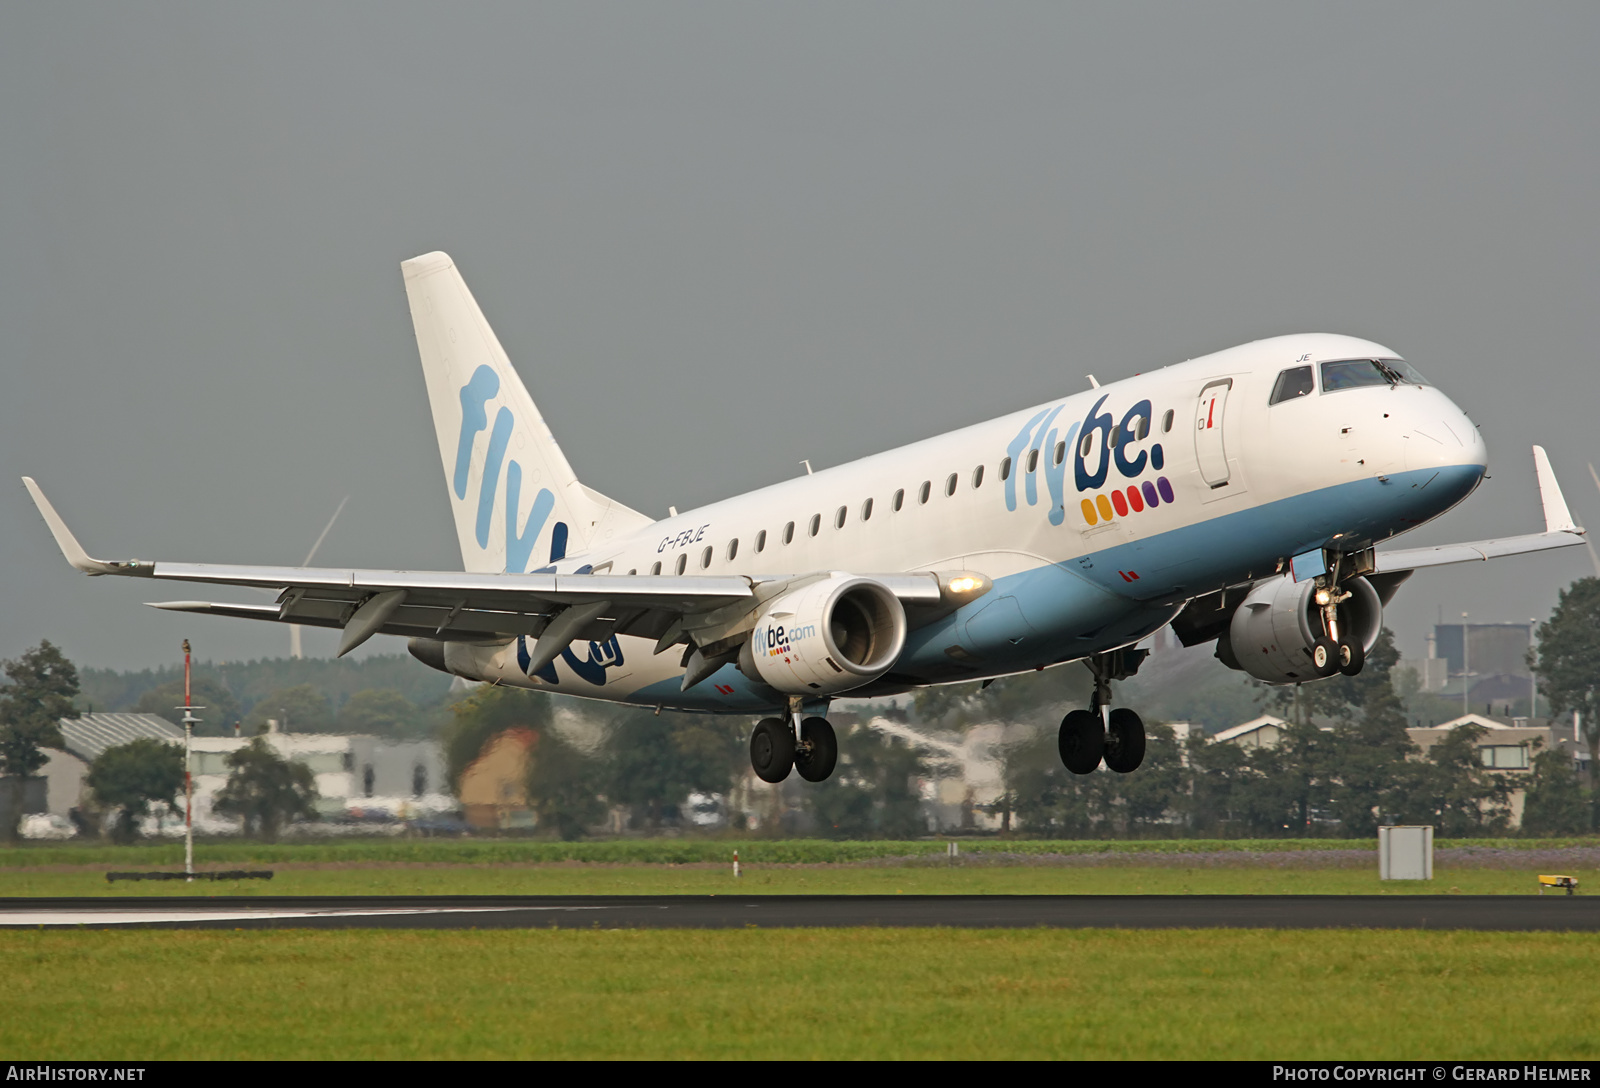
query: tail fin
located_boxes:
[403,252,643,573]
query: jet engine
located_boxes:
[738,575,907,696]
[1216,573,1382,684]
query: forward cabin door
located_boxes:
[1194,379,1233,488]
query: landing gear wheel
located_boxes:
[1337,638,1365,677]
[1103,708,1146,773]
[1310,637,1340,678]
[750,717,795,783]
[1058,709,1105,775]
[795,717,838,782]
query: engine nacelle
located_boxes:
[739,575,907,696]
[1218,573,1382,684]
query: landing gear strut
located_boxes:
[1058,647,1147,775]
[1315,553,1364,678]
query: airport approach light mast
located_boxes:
[178,639,203,883]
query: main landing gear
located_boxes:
[1059,648,1148,775]
[750,703,838,784]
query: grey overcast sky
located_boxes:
[2,3,1596,674]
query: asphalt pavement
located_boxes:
[0,894,1595,930]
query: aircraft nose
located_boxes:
[1401,390,1486,474]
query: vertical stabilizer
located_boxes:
[403,252,600,573]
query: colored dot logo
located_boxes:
[1082,477,1174,526]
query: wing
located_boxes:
[21,479,955,661]
[1373,446,1586,574]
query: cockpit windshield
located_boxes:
[1319,358,1428,392]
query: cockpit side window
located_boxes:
[1269,365,1315,405]
[1320,358,1429,393]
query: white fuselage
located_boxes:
[450,332,1486,711]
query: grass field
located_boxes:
[2,837,1594,897]
[0,864,1586,897]
[4,836,1596,868]
[5,928,1598,1059]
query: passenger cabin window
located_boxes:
[783,521,795,544]
[834,505,847,529]
[627,568,637,575]
[918,481,931,504]
[1162,409,1174,433]
[726,539,738,561]
[1135,414,1150,440]
[701,546,713,569]
[971,465,984,489]
[675,554,687,575]
[945,473,958,497]
[1079,431,1094,458]
[1027,448,1039,473]
[650,561,662,575]
[1053,440,1065,465]
[1269,365,1315,404]
[756,529,767,552]
[999,457,1012,481]
[861,497,873,521]
[809,514,821,536]
[893,488,905,511]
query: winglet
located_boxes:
[1531,447,1581,534]
[21,477,129,575]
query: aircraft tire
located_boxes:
[1337,638,1365,677]
[1103,708,1146,773]
[750,717,795,783]
[1310,637,1340,677]
[795,717,838,782]
[1058,709,1105,775]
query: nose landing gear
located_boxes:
[1314,556,1365,678]
[1058,648,1148,775]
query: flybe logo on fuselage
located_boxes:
[455,365,567,573]
[1004,394,1174,527]
[517,633,625,686]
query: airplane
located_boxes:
[23,251,1588,785]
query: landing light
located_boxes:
[948,576,982,594]
[1315,589,1332,605]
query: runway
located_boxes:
[1,894,1595,930]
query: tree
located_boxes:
[86,738,184,843]
[240,684,333,735]
[1000,727,1103,837]
[1521,746,1591,835]
[1112,723,1184,832]
[211,738,318,840]
[805,723,931,838]
[1324,664,1420,836]
[1411,725,1512,836]
[604,708,743,828]
[441,686,552,791]
[1532,577,1600,815]
[525,729,606,840]
[0,641,80,842]
[337,689,420,737]
[133,677,241,737]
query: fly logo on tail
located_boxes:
[454,364,564,573]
